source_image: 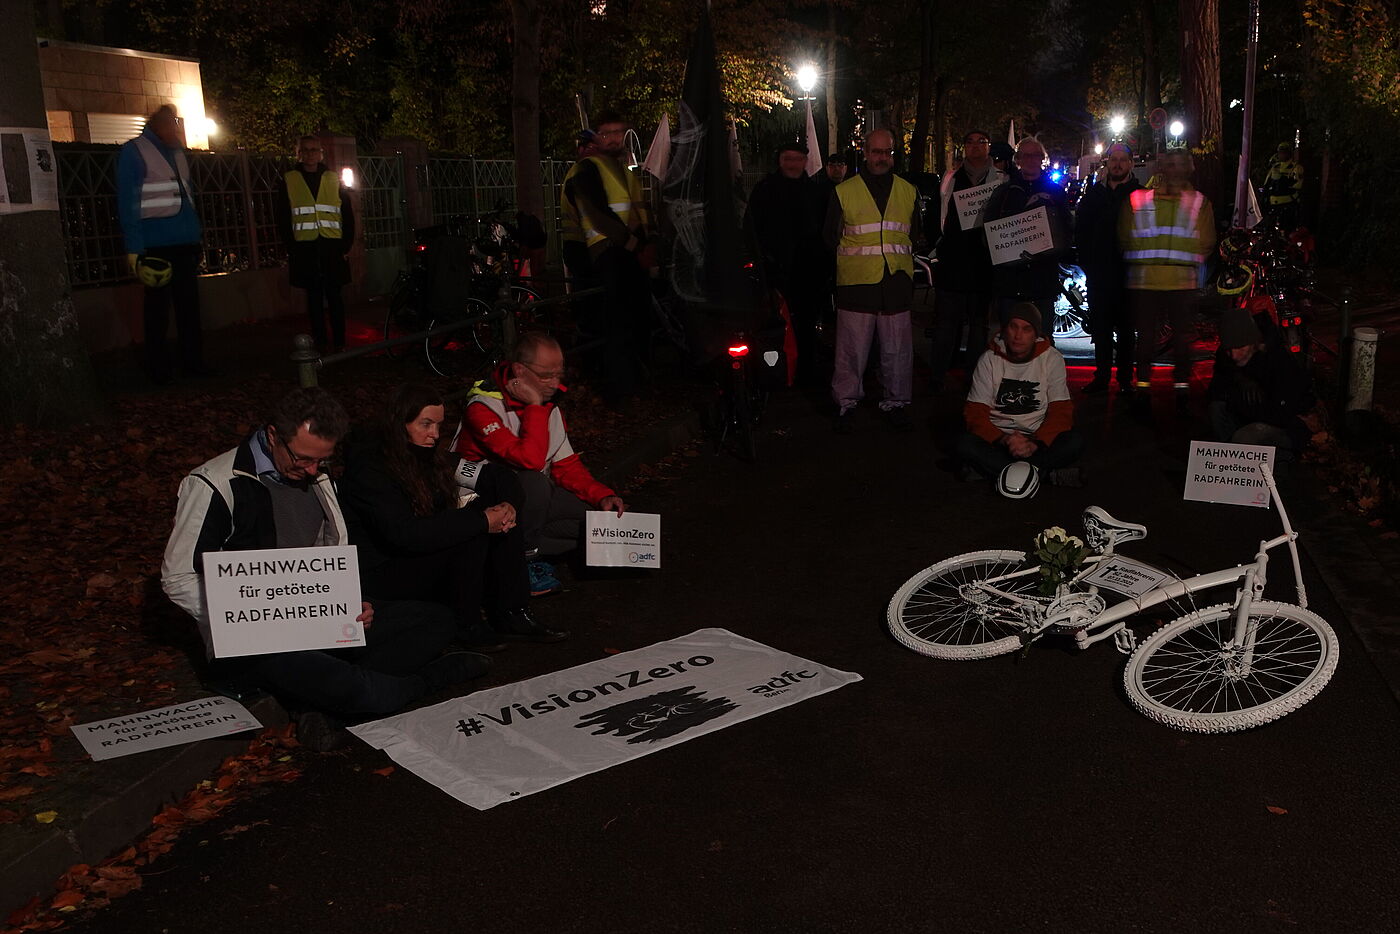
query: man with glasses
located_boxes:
[560,110,653,408]
[929,130,1007,389]
[1074,143,1142,395]
[454,333,627,592]
[161,387,488,750]
[824,127,922,433]
[982,137,1072,332]
[277,136,356,354]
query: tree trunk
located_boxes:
[932,76,948,174]
[1179,0,1223,205]
[909,0,935,174]
[1141,0,1162,154]
[510,0,544,225]
[0,1,101,426]
[826,2,839,155]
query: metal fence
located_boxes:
[55,146,581,290]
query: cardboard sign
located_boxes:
[985,206,1055,266]
[953,181,1001,231]
[1082,557,1172,598]
[202,545,364,658]
[585,511,661,568]
[71,697,261,761]
[1183,441,1276,508]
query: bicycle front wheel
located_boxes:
[425,298,494,378]
[1123,601,1339,733]
[887,550,1037,660]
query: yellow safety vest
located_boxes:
[1265,159,1302,205]
[1123,189,1208,267]
[565,156,648,247]
[835,175,917,286]
[285,170,343,241]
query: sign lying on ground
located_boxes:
[953,180,1001,231]
[585,511,661,568]
[350,628,862,809]
[985,206,1054,266]
[202,545,364,657]
[1183,440,1276,508]
[1082,557,1173,599]
[71,696,261,761]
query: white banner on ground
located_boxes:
[585,511,661,568]
[71,696,261,761]
[1082,557,1172,598]
[985,206,1054,266]
[954,180,1000,231]
[350,628,862,810]
[202,545,364,658]
[1183,440,1275,508]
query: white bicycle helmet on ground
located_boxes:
[997,461,1040,500]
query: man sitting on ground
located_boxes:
[956,302,1084,494]
[161,387,488,750]
[1207,307,1315,461]
[454,333,627,592]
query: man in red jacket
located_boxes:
[454,333,627,593]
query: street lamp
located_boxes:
[1094,143,1104,155]
[1109,114,1126,137]
[1169,120,1185,148]
[797,64,818,97]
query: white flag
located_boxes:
[1244,183,1263,229]
[728,120,743,178]
[642,113,671,179]
[804,100,823,177]
[1008,119,1017,146]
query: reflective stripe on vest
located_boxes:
[834,175,917,285]
[1125,189,1207,266]
[567,156,648,247]
[133,136,192,219]
[285,170,343,240]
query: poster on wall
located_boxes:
[0,128,60,213]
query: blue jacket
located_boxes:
[117,129,202,254]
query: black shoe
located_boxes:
[884,405,913,432]
[491,608,569,643]
[294,711,349,753]
[1081,377,1110,395]
[834,409,855,434]
[422,651,492,692]
[458,622,510,653]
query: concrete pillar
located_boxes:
[1347,327,1379,413]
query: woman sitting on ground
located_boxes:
[338,383,568,645]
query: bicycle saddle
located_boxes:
[1081,506,1147,554]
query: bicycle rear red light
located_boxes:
[728,344,750,358]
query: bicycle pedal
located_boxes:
[1113,628,1138,654]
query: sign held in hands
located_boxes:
[585,511,661,568]
[202,545,364,657]
[953,180,1001,231]
[985,206,1055,266]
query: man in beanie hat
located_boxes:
[956,301,1084,484]
[1207,308,1314,458]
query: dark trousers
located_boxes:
[360,464,529,632]
[1208,402,1297,460]
[303,278,346,350]
[142,243,204,379]
[232,598,453,717]
[1131,288,1196,386]
[955,429,1085,479]
[593,246,651,405]
[1084,271,1134,386]
[930,288,992,382]
[516,469,590,557]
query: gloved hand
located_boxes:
[127,253,140,274]
[1236,375,1265,411]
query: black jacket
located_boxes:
[982,171,1072,301]
[1208,330,1315,450]
[1074,175,1143,277]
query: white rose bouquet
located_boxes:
[1033,526,1085,596]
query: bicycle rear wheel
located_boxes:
[1123,601,1338,733]
[887,550,1037,659]
[425,298,495,378]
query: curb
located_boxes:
[2,696,286,916]
[1290,471,1400,710]
[2,412,702,919]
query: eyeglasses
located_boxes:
[869,148,895,156]
[525,363,565,382]
[277,433,334,469]
[964,138,991,145]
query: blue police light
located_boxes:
[1050,170,1063,183]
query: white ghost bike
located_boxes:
[886,463,1338,733]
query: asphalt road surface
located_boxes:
[69,385,1400,934]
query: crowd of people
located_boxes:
[139,102,1315,748]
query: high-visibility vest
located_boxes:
[133,136,193,219]
[835,174,917,286]
[1123,189,1208,267]
[564,156,648,247]
[285,170,343,241]
[1265,159,1302,205]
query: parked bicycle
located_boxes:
[915,251,1088,341]
[886,461,1338,733]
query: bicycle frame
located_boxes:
[966,461,1306,663]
